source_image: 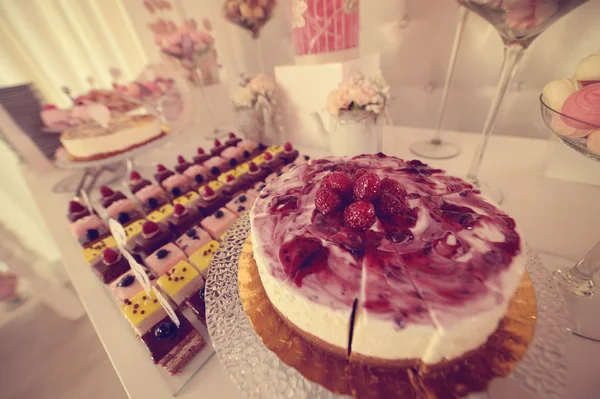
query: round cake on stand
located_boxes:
[206,155,571,399]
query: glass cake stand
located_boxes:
[540,96,600,341]
[206,213,570,399]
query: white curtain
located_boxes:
[0,0,149,107]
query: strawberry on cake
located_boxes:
[250,155,526,366]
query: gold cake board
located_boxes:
[238,235,537,398]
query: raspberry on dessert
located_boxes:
[380,177,407,199]
[177,155,187,164]
[354,168,368,181]
[157,164,167,172]
[214,139,222,147]
[315,187,342,215]
[284,142,293,152]
[174,204,186,216]
[353,173,381,202]
[69,200,85,213]
[375,192,404,217]
[100,186,114,198]
[103,248,120,264]
[130,171,142,181]
[197,147,205,155]
[142,221,159,235]
[323,172,352,197]
[248,162,258,172]
[344,201,376,231]
[264,152,273,161]
[226,174,235,183]
[202,185,215,198]
[228,132,236,139]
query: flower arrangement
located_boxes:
[231,74,278,109]
[149,18,220,86]
[325,72,390,119]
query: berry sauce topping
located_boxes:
[251,155,523,319]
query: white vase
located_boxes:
[328,112,383,157]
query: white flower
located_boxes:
[231,86,255,108]
[291,0,308,29]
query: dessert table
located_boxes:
[21,126,600,399]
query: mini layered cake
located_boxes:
[250,155,525,366]
[196,185,229,217]
[278,142,299,164]
[141,312,205,375]
[122,289,166,336]
[210,139,227,156]
[204,156,228,177]
[91,248,131,284]
[166,204,203,236]
[162,173,191,199]
[174,155,193,174]
[110,268,157,303]
[68,200,91,222]
[99,186,127,208]
[225,132,242,147]
[200,208,237,240]
[129,171,151,194]
[154,164,174,184]
[225,193,256,216]
[193,147,211,165]
[106,199,143,226]
[260,152,284,173]
[157,261,204,306]
[175,226,212,256]
[144,243,187,276]
[60,114,164,161]
[135,184,169,214]
[183,164,210,191]
[188,240,219,279]
[132,221,174,256]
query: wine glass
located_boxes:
[410,7,467,160]
[457,0,589,204]
[540,94,600,341]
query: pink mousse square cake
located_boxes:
[135,184,169,212]
[144,242,187,277]
[70,215,109,247]
[183,164,210,189]
[225,193,257,216]
[204,156,228,174]
[175,226,212,256]
[200,208,237,240]
[110,268,157,303]
[220,146,244,168]
[161,173,191,199]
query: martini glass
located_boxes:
[410,7,467,160]
[457,0,589,204]
[540,95,600,341]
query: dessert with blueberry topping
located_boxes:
[237,139,260,158]
[161,173,191,200]
[182,164,210,191]
[140,311,205,375]
[106,199,143,225]
[166,204,203,237]
[225,193,256,216]
[240,161,268,186]
[110,266,157,303]
[250,155,525,366]
[193,147,211,165]
[91,247,131,284]
[175,226,211,256]
[132,220,174,256]
[135,184,169,213]
[203,156,229,174]
[70,215,109,247]
[128,171,151,194]
[201,208,237,240]
[220,146,244,169]
[144,242,187,276]
[99,185,127,208]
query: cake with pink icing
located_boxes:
[204,156,228,176]
[106,199,142,223]
[144,242,187,277]
[135,184,169,213]
[70,215,109,247]
[175,226,212,256]
[221,146,244,167]
[201,208,237,239]
[110,267,157,303]
[225,193,256,216]
[250,155,525,365]
[183,164,210,189]
[161,173,191,199]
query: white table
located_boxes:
[22,127,600,399]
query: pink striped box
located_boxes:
[290,0,360,60]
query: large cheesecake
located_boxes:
[250,154,526,366]
[60,114,164,161]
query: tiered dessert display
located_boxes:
[207,155,571,398]
[541,51,600,341]
[455,0,589,204]
[66,134,306,392]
